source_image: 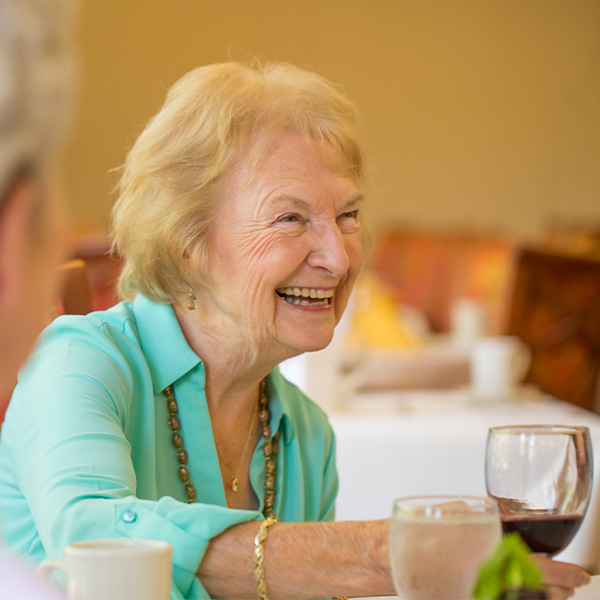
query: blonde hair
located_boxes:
[111,60,365,303]
[0,0,77,201]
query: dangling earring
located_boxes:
[187,288,197,310]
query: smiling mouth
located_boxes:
[276,287,334,307]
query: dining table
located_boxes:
[354,573,600,599]
[328,386,600,574]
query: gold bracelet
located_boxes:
[253,517,279,600]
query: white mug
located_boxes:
[38,538,173,600]
[470,336,531,401]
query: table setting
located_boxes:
[347,421,594,600]
[330,388,600,572]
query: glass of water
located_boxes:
[390,495,502,600]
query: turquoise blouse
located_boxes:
[0,294,338,599]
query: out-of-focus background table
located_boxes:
[329,388,600,573]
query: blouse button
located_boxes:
[122,510,137,523]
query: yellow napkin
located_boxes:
[346,273,422,348]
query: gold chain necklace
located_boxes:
[163,379,280,519]
[229,398,259,492]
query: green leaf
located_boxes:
[471,534,544,599]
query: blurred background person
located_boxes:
[0,0,76,392]
[0,0,77,597]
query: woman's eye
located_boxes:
[277,213,302,223]
[339,209,359,221]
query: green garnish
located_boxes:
[471,534,544,599]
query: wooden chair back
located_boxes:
[70,231,122,311]
[48,259,93,321]
[505,246,600,412]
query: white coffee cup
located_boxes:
[470,336,531,401]
[38,538,173,600]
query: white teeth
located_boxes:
[277,287,334,307]
[277,287,334,298]
[283,296,328,307]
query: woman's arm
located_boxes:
[199,518,393,600]
[199,520,592,600]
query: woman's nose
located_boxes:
[306,224,351,275]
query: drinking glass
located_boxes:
[486,425,593,556]
[390,495,502,599]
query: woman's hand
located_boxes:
[532,555,591,600]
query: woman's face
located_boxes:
[195,131,364,364]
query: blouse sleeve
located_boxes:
[5,316,262,599]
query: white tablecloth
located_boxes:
[354,575,600,599]
[329,388,600,572]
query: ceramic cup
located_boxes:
[38,538,173,600]
[470,336,531,401]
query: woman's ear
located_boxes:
[182,247,192,274]
[0,179,37,310]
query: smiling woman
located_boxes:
[0,59,588,600]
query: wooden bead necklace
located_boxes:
[163,379,279,518]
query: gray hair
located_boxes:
[0,0,77,198]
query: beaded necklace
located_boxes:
[163,379,279,519]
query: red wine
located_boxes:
[501,514,583,555]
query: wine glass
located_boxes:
[390,495,502,599]
[485,425,593,556]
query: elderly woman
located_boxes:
[0,61,588,600]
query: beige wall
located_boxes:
[65,0,600,240]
